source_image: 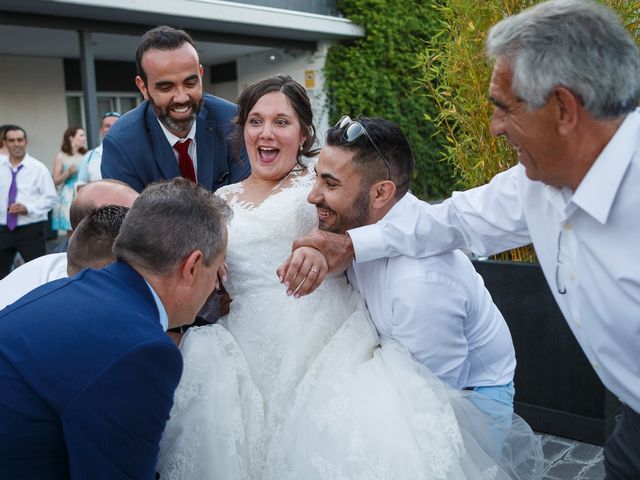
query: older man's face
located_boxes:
[135,43,204,137]
[489,57,567,187]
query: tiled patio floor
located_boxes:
[539,433,604,480]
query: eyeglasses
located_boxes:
[335,115,391,180]
[555,228,567,295]
[102,111,121,119]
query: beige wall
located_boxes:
[0,54,67,169]
[208,80,238,104]
[202,71,238,104]
[0,48,329,169]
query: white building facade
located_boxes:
[0,0,363,167]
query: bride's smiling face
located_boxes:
[244,91,306,182]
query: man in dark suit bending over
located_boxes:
[102,25,250,192]
[0,178,231,479]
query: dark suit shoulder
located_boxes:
[104,101,151,145]
[202,93,239,123]
[0,263,167,410]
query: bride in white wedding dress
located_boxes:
[157,75,542,480]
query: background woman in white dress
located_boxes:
[158,75,542,480]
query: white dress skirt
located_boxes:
[158,169,543,480]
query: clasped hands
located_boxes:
[276,229,355,298]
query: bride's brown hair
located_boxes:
[234,74,319,168]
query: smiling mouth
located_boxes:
[170,104,192,117]
[316,207,334,221]
[258,147,279,162]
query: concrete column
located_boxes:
[78,30,99,148]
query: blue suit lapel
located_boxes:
[196,111,216,188]
[144,105,181,181]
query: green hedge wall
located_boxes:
[324,0,458,199]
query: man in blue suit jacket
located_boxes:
[0,178,231,479]
[102,25,250,193]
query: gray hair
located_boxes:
[486,0,640,119]
[113,178,232,276]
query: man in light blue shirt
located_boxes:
[76,112,121,186]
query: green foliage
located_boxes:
[419,0,536,187]
[324,0,456,199]
[418,0,640,262]
[420,0,640,188]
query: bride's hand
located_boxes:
[276,247,328,298]
[291,229,354,275]
[216,262,228,290]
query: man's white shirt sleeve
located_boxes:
[349,166,531,262]
[0,253,68,310]
[0,154,58,226]
[349,109,640,413]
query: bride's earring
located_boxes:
[299,144,304,152]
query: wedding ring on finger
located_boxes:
[310,266,319,274]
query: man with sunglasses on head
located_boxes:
[281,117,518,434]
[101,26,249,193]
[283,2,640,477]
[76,112,122,186]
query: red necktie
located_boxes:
[173,139,196,183]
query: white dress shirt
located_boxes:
[0,253,67,310]
[0,254,169,332]
[348,193,515,389]
[77,145,104,185]
[1,154,58,226]
[144,279,169,331]
[349,108,640,413]
[158,119,198,177]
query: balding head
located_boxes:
[70,180,139,230]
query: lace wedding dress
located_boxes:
[158,168,542,480]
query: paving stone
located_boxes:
[580,460,605,480]
[538,433,605,479]
[542,438,574,464]
[566,442,603,464]
[544,434,578,446]
[544,460,588,479]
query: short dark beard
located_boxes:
[148,93,203,135]
[318,187,370,234]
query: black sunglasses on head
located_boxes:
[335,115,391,180]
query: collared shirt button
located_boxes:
[570,272,576,281]
[574,318,581,327]
[591,361,599,370]
[564,223,572,231]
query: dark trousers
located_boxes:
[604,404,640,479]
[0,221,47,279]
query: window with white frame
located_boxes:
[66,92,141,129]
